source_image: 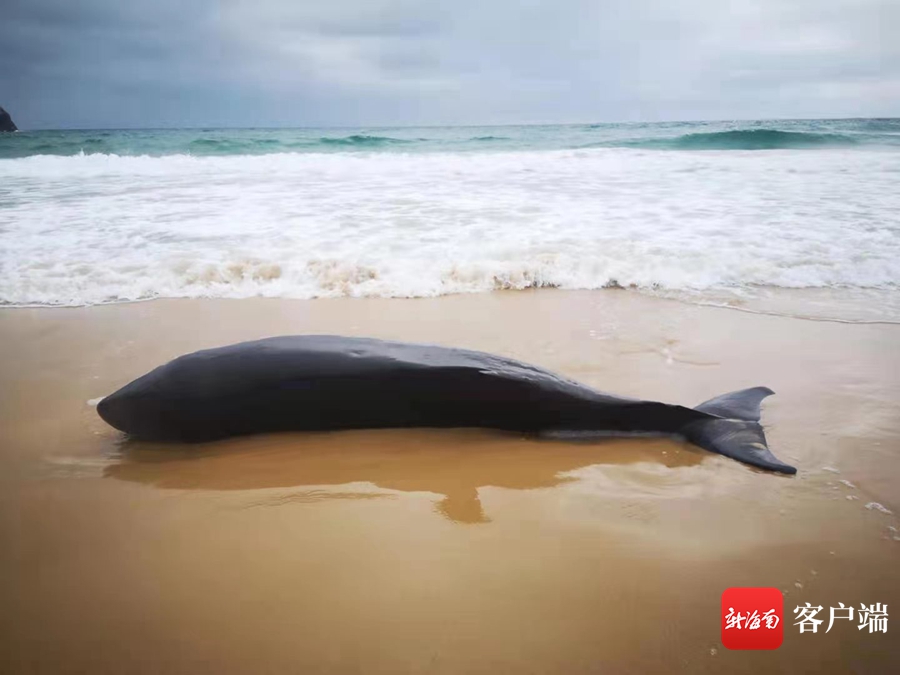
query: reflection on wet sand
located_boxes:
[105,429,703,523]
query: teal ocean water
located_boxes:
[1,118,899,315]
[1,119,899,158]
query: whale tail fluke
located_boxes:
[693,385,774,422]
[682,387,797,475]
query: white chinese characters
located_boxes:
[827,602,853,632]
[793,603,888,634]
[793,603,824,633]
[858,603,889,633]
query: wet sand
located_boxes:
[1,289,898,674]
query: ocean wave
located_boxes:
[0,132,421,158]
[3,122,899,158]
[318,134,413,147]
[2,253,897,308]
[188,137,284,154]
[850,118,900,133]
[4,137,115,158]
[1,146,898,307]
[669,129,858,150]
[628,129,859,151]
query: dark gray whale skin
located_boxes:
[97,335,796,474]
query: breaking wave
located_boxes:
[578,129,863,151]
[1,146,898,307]
[661,129,858,150]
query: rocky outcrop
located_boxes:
[0,107,17,132]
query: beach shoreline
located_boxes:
[1,289,898,673]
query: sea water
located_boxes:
[1,119,898,319]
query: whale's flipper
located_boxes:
[682,387,797,474]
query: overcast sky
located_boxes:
[1,0,896,128]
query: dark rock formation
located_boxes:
[0,107,17,132]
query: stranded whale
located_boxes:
[97,335,796,474]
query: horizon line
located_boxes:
[5,115,898,133]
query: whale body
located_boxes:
[97,335,796,474]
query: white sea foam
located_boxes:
[1,148,899,307]
[865,502,893,515]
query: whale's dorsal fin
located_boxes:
[694,386,774,422]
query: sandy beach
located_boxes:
[1,289,898,674]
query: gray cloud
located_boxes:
[0,0,896,128]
